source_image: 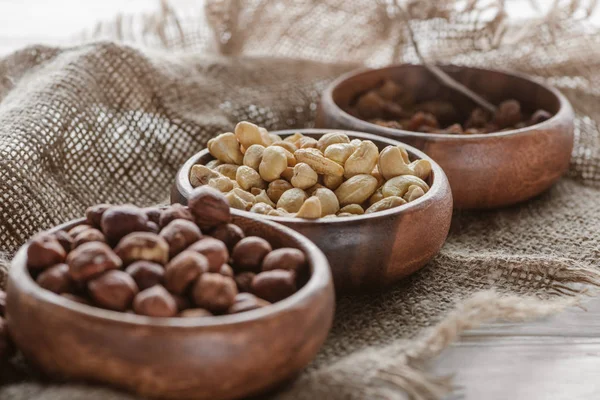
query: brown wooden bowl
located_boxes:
[172,129,453,293]
[7,213,334,400]
[316,64,575,209]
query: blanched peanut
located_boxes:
[267,180,293,203]
[378,146,412,180]
[226,189,255,211]
[369,187,384,205]
[295,148,344,177]
[283,132,304,143]
[235,121,268,148]
[281,147,297,167]
[260,127,274,146]
[324,143,355,165]
[243,145,265,170]
[349,138,362,149]
[306,183,326,196]
[272,141,297,154]
[259,146,288,182]
[291,163,318,189]
[316,132,350,152]
[338,204,364,215]
[409,160,432,181]
[405,185,425,202]
[344,140,379,178]
[214,164,239,180]
[276,188,307,213]
[313,188,339,216]
[382,175,429,198]
[254,189,276,208]
[297,137,318,149]
[267,208,293,217]
[334,174,378,206]
[190,165,221,187]
[236,166,266,191]
[268,133,282,144]
[208,176,235,193]
[295,196,322,219]
[371,165,384,187]
[366,196,407,213]
[323,174,343,190]
[250,203,274,215]
[206,159,223,169]
[207,132,244,164]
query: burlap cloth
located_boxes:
[1,1,600,399]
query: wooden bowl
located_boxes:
[172,130,453,293]
[7,214,334,400]
[316,64,575,209]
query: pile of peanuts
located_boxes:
[190,122,432,219]
[348,79,553,134]
[25,187,307,318]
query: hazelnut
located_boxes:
[192,273,237,313]
[125,261,164,290]
[143,207,162,224]
[60,293,90,305]
[187,238,229,272]
[159,219,202,258]
[172,293,190,311]
[159,204,193,229]
[179,308,213,318]
[262,248,307,273]
[101,205,149,244]
[493,99,522,128]
[68,224,93,238]
[210,223,245,251]
[114,232,169,266]
[188,186,231,229]
[88,270,139,311]
[54,230,74,253]
[251,270,297,303]
[164,250,209,294]
[72,228,106,248]
[530,109,552,125]
[133,285,178,317]
[231,237,272,272]
[27,232,67,270]
[234,272,255,292]
[36,263,74,294]
[219,263,234,277]
[228,293,270,314]
[67,242,122,282]
[85,204,111,228]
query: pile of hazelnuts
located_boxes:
[25,187,307,317]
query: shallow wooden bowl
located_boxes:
[172,130,453,293]
[7,214,334,400]
[316,64,575,209]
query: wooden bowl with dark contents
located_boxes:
[316,64,575,209]
[7,212,334,400]
[172,129,453,293]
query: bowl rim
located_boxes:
[321,63,574,140]
[9,212,333,328]
[175,129,451,225]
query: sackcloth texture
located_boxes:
[1,1,600,399]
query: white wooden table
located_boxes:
[1,1,599,399]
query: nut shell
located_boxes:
[101,205,149,244]
[164,251,209,294]
[188,186,231,228]
[187,238,229,272]
[192,273,238,313]
[231,237,272,272]
[160,219,202,258]
[210,223,245,251]
[262,248,306,273]
[27,232,67,270]
[125,261,165,290]
[159,204,193,229]
[36,263,74,294]
[133,285,178,317]
[251,269,297,303]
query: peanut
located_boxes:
[214,164,239,180]
[313,188,339,216]
[250,203,274,215]
[324,143,355,165]
[235,121,268,148]
[259,146,288,182]
[190,165,221,188]
[207,132,243,164]
[271,141,297,154]
[291,163,318,189]
[366,196,407,213]
[323,174,343,190]
[344,140,379,178]
[267,180,293,203]
[236,166,266,191]
[243,145,265,170]
[295,148,344,177]
[295,196,322,219]
[297,137,318,149]
[334,174,378,206]
[276,188,307,213]
[254,189,276,208]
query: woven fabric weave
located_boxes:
[1,1,600,399]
